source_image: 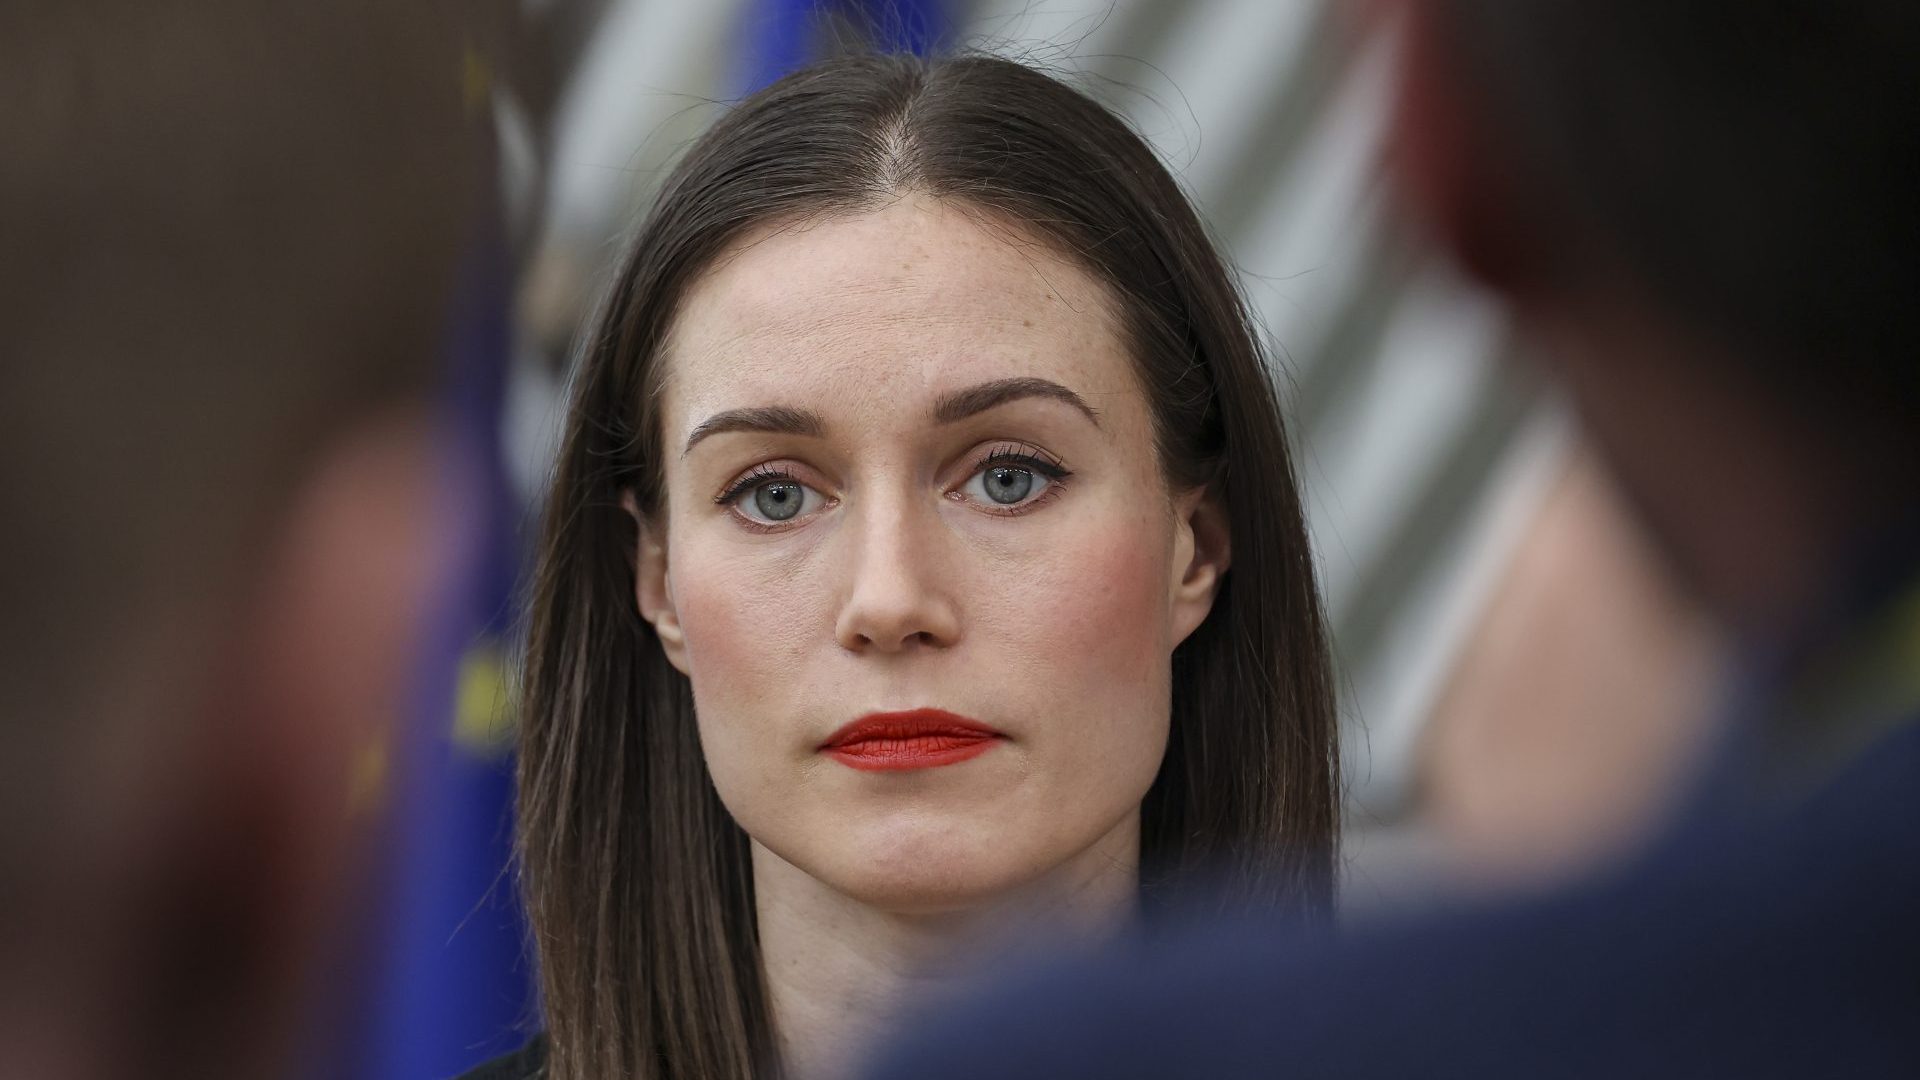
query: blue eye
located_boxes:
[975,457,1036,499]
[959,445,1070,512]
[721,468,826,526]
[751,480,807,521]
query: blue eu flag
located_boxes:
[361,235,536,1079]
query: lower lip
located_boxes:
[823,734,1002,772]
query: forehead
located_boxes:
[661,195,1140,429]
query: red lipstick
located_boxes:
[820,709,1004,772]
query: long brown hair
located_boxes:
[517,52,1338,1080]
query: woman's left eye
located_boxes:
[957,451,1070,512]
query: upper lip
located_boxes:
[819,708,1004,748]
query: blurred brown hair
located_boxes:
[1425,0,1920,435]
[0,1,477,1074]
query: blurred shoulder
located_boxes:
[457,1035,547,1080]
[865,722,1920,1080]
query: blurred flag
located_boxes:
[741,0,952,91]
[360,225,535,1080]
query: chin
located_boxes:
[813,815,1045,914]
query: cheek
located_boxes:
[990,509,1175,736]
[1042,534,1168,676]
[665,542,820,771]
[669,526,821,676]
[1054,492,1173,647]
[980,509,1175,857]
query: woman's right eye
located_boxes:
[723,473,827,526]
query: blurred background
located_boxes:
[374,1,1726,1074]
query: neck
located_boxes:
[752,814,1140,1080]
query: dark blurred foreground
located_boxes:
[0,4,480,1077]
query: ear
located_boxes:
[622,491,689,675]
[1169,485,1232,647]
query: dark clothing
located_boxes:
[866,574,1920,1080]
[457,1035,546,1080]
[867,720,1920,1079]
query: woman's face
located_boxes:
[636,194,1225,912]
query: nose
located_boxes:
[833,492,962,654]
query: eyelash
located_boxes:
[714,462,801,507]
[712,443,1073,527]
[965,442,1072,517]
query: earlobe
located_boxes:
[623,492,690,675]
[1170,487,1232,647]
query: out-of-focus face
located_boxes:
[637,194,1220,912]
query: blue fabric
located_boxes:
[361,240,537,1080]
[737,0,951,92]
[866,716,1920,1078]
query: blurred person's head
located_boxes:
[519,52,1337,1080]
[1388,1,1920,636]
[0,3,476,1077]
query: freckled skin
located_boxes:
[649,196,1203,913]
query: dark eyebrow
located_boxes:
[931,377,1101,427]
[682,405,826,457]
[682,377,1099,457]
